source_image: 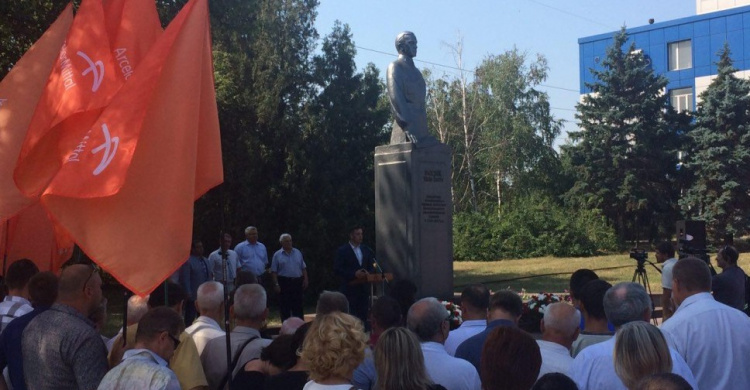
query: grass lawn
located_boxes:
[453,252,750,294]
[102,252,750,337]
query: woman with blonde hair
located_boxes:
[300,312,368,389]
[374,327,446,390]
[613,322,672,389]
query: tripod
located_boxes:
[632,261,658,325]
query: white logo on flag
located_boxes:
[77,51,104,92]
[91,123,119,175]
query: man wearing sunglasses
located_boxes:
[99,307,184,390]
[22,263,108,390]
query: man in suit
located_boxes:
[334,225,375,326]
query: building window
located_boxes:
[670,87,693,112]
[668,40,692,71]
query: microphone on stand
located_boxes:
[372,257,388,284]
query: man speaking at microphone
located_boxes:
[334,225,375,326]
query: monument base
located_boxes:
[374,143,453,301]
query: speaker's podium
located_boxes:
[348,272,394,305]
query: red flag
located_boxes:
[0,204,73,275]
[14,0,121,199]
[0,4,73,222]
[103,0,163,83]
[0,5,75,272]
[42,0,222,296]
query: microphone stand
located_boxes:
[372,257,388,297]
[221,250,231,385]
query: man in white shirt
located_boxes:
[407,297,481,390]
[568,282,698,390]
[444,284,489,356]
[185,281,225,356]
[656,241,678,320]
[209,233,238,292]
[660,257,750,390]
[536,303,579,378]
[0,259,38,333]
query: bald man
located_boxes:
[22,264,108,390]
[536,303,580,378]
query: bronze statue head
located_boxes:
[395,31,417,58]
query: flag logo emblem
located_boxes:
[77,51,105,92]
[92,123,119,175]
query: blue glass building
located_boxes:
[579,4,750,112]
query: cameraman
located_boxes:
[656,241,678,321]
[712,245,747,310]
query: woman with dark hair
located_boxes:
[374,327,446,390]
[232,323,311,390]
[231,335,298,390]
[264,322,311,389]
[480,326,541,390]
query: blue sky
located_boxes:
[316,1,697,146]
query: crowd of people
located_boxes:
[0,238,747,390]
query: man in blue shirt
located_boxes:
[234,226,269,284]
[455,290,523,372]
[270,233,308,321]
[98,307,183,390]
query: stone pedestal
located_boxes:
[374,143,453,300]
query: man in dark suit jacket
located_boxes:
[178,240,213,325]
[334,226,375,326]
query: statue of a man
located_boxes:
[387,31,439,147]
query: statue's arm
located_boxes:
[387,63,409,128]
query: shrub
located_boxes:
[453,195,617,260]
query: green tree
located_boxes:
[0,0,70,75]
[425,47,564,213]
[291,21,389,288]
[680,43,750,238]
[564,28,683,244]
[187,0,321,245]
[473,49,563,209]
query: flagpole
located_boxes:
[2,220,9,276]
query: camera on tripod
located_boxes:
[629,248,648,265]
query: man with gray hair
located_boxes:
[536,302,579,378]
[661,257,750,390]
[201,284,271,389]
[234,226,269,280]
[106,294,150,352]
[568,282,697,390]
[315,290,349,315]
[185,281,225,355]
[270,233,308,321]
[407,298,481,390]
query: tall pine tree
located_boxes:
[564,28,683,243]
[680,43,750,238]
